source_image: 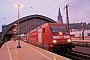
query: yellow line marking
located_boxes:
[54,57,56,60]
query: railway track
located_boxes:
[60,51,90,60]
[28,42,90,60]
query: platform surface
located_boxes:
[0,40,70,60]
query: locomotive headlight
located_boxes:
[59,32,63,35]
[53,40,57,43]
[67,39,72,42]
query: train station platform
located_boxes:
[0,40,70,60]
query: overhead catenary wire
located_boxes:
[0,0,90,23]
[43,0,57,13]
[47,0,68,15]
[70,0,90,22]
[70,0,88,12]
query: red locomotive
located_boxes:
[26,23,74,52]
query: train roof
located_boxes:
[43,23,66,26]
[29,23,67,33]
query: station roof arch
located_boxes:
[2,14,57,41]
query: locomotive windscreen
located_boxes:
[50,26,68,32]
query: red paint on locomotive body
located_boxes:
[26,23,73,51]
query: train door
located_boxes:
[38,29,42,43]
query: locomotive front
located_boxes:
[48,24,73,52]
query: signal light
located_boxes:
[59,32,63,35]
[67,39,72,42]
[53,40,57,43]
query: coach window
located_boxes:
[70,34,75,37]
[43,28,45,33]
[88,33,90,36]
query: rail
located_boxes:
[60,51,90,59]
